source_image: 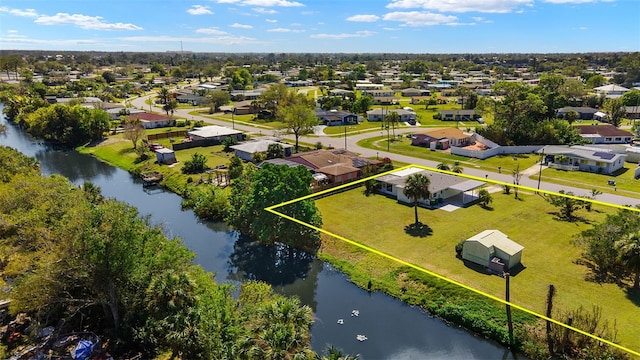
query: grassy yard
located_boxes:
[531,166,640,200]
[358,136,540,173]
[191,110,283,130]
[313,187,640,349]
[78,134,233,182]
[322,120,389,135]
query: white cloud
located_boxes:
[266,18,278,22]
[231,23,253,29]
[34,13,142,30]
[187,5,214,15]
[213,0,303,6]
[196,27,228,35]
[383,27,401,31]
[1,36,102,46]
[0,6,38,17]
[267,27,305,33]
[253,8,278,14]
[310,30,375,39]
[290,22,302,26]
[386,0,533,13]
[579,26,588,30]
[383,11,458,26]
[7,30,19,34]
[346,14,380,22]
[120,35,258,46]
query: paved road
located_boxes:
[130,93,640,207]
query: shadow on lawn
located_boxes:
[546,211,592,225]
[625,287,640,307]
[404,222,433,237]
[461,259,527,277]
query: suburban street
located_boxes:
[130,93,640,207]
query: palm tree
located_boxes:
[319,346,359,360]
[158,86,170,105]
[163,99,177,118]
[615,233,640,289]
[451,161,463,173]
[403,173,431,225]
[254,297,314,359]
[477,188,492,208]
[436,162,450,171]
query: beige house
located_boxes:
[462,230,524,272]
[411,128,472,149]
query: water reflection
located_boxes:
[34,146,117,182]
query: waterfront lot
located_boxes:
[314,186,640,348]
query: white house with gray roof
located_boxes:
[539,145,627,174]
[230,140,292,161]
[376,167,485,207]
[366,108,416,122]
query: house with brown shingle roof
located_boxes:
[411,128,472,149]
[287,149,381,185]
[575,125,634,144]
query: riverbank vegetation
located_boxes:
[0,146,320,359]
[314,185,637,358]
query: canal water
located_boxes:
[0,105,520,359]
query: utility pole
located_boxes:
[537,149,545,191]
[505,273,514,347]
[344,125,347,150]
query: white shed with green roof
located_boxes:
[462,230,524,271]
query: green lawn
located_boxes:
[191,110,282,129]
[531,166,640,199]
[322,120,389,135]
[314,187,640,348]
[78,135,233,181]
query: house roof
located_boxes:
[539,145,627,163]
[594,84,629,92]
[154,147,174,154]
[416,128,470,140]
[188,125,243,138]
[576,125,633,137]
[318,163,360,176]
[376,167,483,194]
[127,112,170,122]
[259,158,314,171]
[467,230,524,256]
[557,107,598,114]
[288,149,380,173]
[230,140,292,154]
[315,109,356,121]
[438,109,476,116]
[366,108,415,116]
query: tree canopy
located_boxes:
[0,147,318,359]
[227,163,322,252]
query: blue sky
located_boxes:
[1,0,638,53]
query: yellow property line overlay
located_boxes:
[265,164,640,357]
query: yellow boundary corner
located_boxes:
[265,164,640,357]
